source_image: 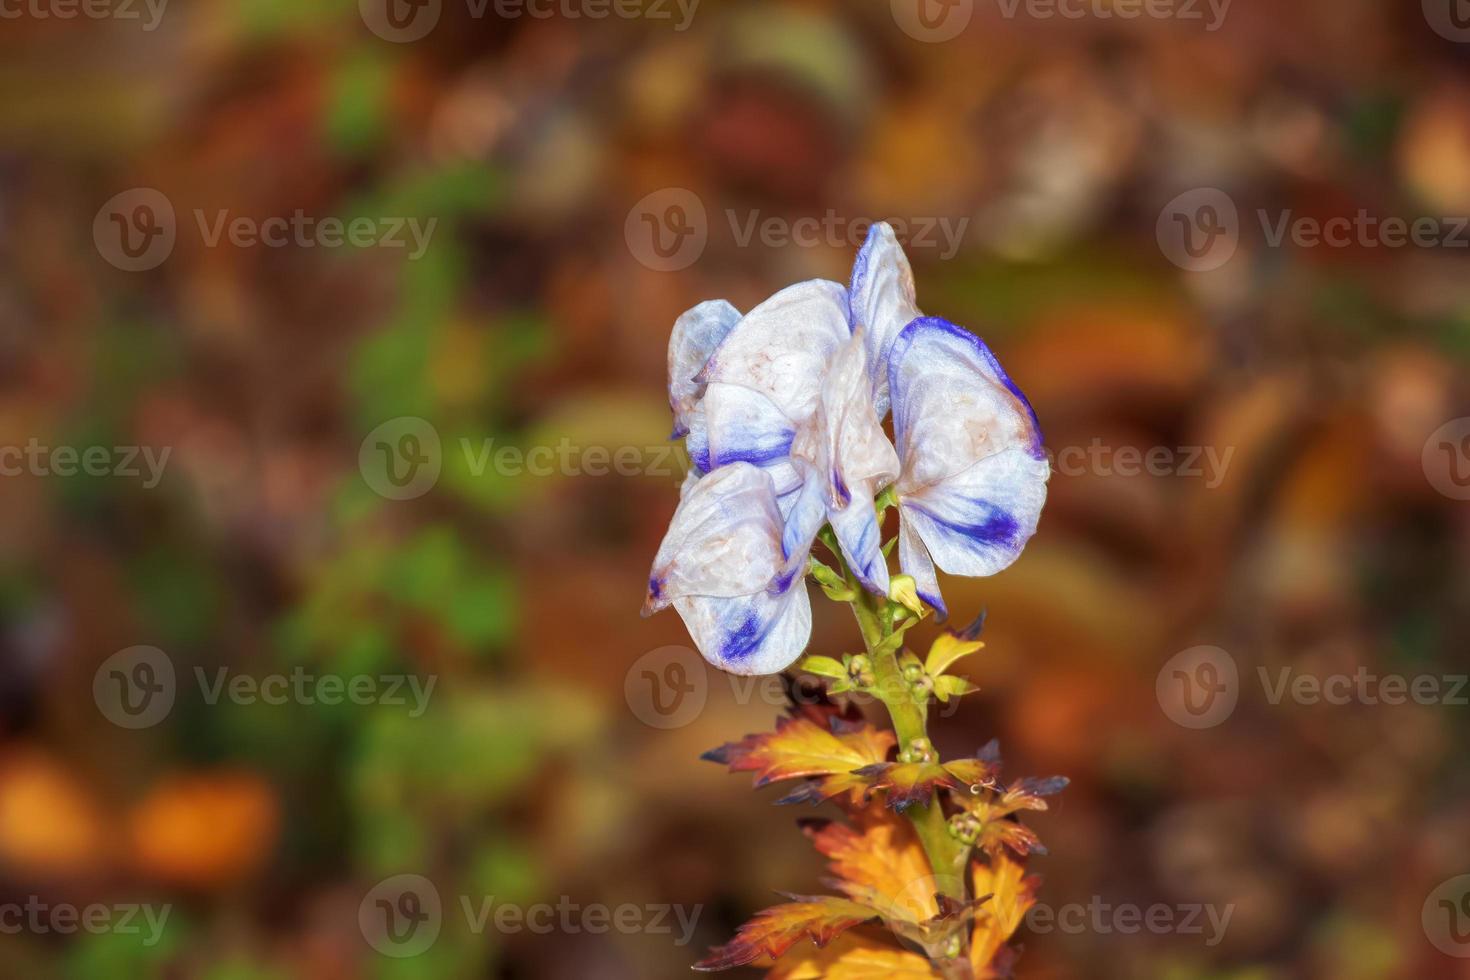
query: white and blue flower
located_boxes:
[646,223,1049,673]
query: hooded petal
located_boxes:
[693,381,799,488]
[890,317,1048,579]
[668,300,741,438]
[849,222,921,418]
[790,330,900,595]
[700,279,850,426]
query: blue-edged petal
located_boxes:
[672,584,811,676]
[696,381,800,493]
[890,317,1048,579]
[897,518,947,620]
[644,463,786,611]
[700,280,850,427]
[644,463,814,674]
[790,330,899,595]
[849,222,921,418]
[668,300,741,438]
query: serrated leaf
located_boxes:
[802,811,939,924]
[703,716,895,806]
[970,853,1040,977]
[766,933,935,979]
[692,896,880,971]
[856,757,998,812]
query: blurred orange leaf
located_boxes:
[692,896,881,972]
[803,811,939,924]
[969,853,1039,977]
[765,932,935,979]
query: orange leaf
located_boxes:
[693,896,880,972]
[766,932,936,979]
[704,716,896,806]
[857,757,997,812]
[802,810,940,924]
[969,853,1040,977]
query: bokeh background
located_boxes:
[3,0,1470,976]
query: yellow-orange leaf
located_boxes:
[693,896,879,972]
[969,853,1039,977]
[857,757,997,812]
[803,811,940,924]
[766,932,936,979]
[704,716,896,806]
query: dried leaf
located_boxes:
[857,757,997,812]
[969,853,1040,977]
[802,811,940,923]
[703,715,896,806]
[765,932,936,978]
[693,896,881,972]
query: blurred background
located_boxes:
[3,0,1470,976]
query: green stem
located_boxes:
[821,529,967,903]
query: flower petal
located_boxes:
[897,516,947,620]
[829,493,889,595]
[673,582,812,675]
[890,317,1048,578]
[790,330,899,595]
[849,223,921,418]
[701,280,851,426]
[694,381,799,488]
[668,300,741,438]
[644,463,786,611]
